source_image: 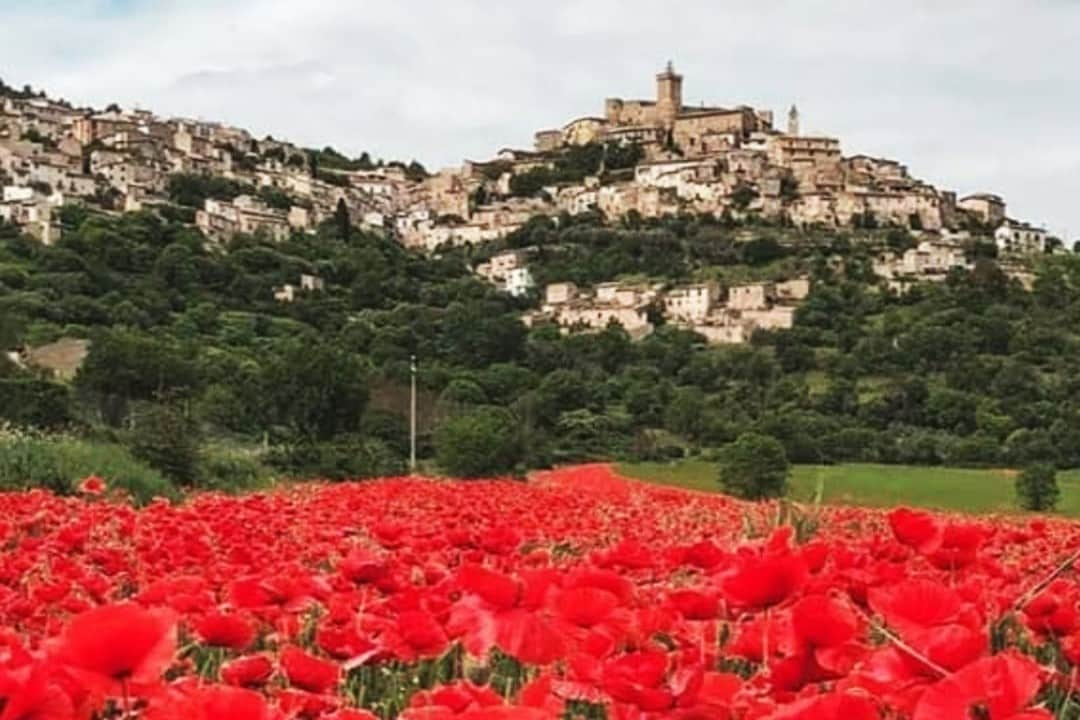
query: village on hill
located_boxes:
[0,66,1061,346]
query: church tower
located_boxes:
[656,61,683,128]
[787,104,800,136]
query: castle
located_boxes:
[534,62,774,157]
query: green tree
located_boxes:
[740,236,787,265]
[76,331,200,425]
[718,432,790,500]
[664,387,705,440]
[435,406,522,477]
[731,182,758,210]
[260,341,370,441]
[334,198,351,241]
[0,379,72,428]
[1015,463,1059,512]
[128,403,201,485]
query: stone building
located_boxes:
[196,196,310,242]
[476,250,535,297]
[675,279,806,344]
[528,281,659,339]
[273,273,325,303]
[728,282,775,311]
[71,111,138,146]
[535,63,772,156]
[530,277,809,346]
[959,193,1007,227]
[995,219,1048,255]
[663,283,718,322]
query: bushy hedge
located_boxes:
[0,433,176,504]
[268,437,405,481]
[195,447,274,493]
[0,379,73,429]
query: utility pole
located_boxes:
[409,354,417,475]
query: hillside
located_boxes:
[3,202,1080,497]
[2,72,1078,499]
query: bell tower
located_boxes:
[787,104,800,136]
[656,61,683,128]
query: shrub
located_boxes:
[128,404,201,486]
[0,432,175,504]
[435,406,522,478]
[1015,463,1059,512]
[195,448,274,493]
[0,379,73,429]
[627,429,686,462]
[718,432,790,500]
[268,437,405,481]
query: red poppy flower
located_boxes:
[1023,581,1079,637]
[409,681,503,713]
[194,612,256,651]
[495,609,565,666]
[868,578,964,635]
[668,589,720,621]
[56,603,176,695]
[395,610,450,660]
[768,690,879,720]
[601,650,673,711]
[928,523,985,570]
[221,655,274,688]
[913,651,1047,720]
[723,553,808,610]
[339,548,389,585]
[457,564,520,611]
[792,594,857,648]
[326,710,381,720]
[280,646,340,694]
[0,663,74,720]
[77,475,106,496]
[194,685,274,720]
[887,508,942,554]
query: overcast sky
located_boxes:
[2,1,1077,237]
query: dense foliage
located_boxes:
[0,205,1076,484]
[1017,463,1060,512]
[718,432,790,500]
[435,405,523,478]
[508,143,644,198]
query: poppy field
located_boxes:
[2,464,1080,719]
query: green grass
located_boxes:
[618,460,1080,517]
[0,434,177,504]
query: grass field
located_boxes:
[618,460,1080,517]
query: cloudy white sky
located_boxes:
[2,1,1077,237]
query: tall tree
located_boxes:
[718,432,790,500]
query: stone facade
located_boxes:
[529,281,659,339]
[995,219,1048,255]
[476,250,536,297]
[530,277,809,345]
[959,193,1007,227]
[196,196,311,242]
[0,93,398,245]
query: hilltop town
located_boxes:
[0,67,1061,344]
[400,63,1052,252]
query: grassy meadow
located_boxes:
[619,460,1080,517]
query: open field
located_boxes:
[1,465,1077,718]
[619,459,1080,516]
